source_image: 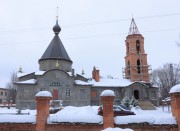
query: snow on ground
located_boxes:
[115,106,176,125]
[0,107,36,123]
[48,106,102,124]
[0,105,176,125]
[102,128,133,131]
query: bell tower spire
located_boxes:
[128,17,140,35]
[123,18,151,82]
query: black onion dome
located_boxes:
[53,20,61,34]
[39,19,72,62]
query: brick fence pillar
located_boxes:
[170,93,176,116]
[171,93,180,131]
[170,84,180,131]
[101,90,115,129]
[35,91,52,131]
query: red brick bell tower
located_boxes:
[124,18,150,82]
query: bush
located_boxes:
[121,96,139,108]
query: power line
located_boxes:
[63,13,180,27]
[0,28,51,36]
[1,27,180,46]
[0,12,180,36]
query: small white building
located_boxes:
[0,87,8,104]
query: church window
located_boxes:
[151,91,156,99]
[50,82,62,87]
[80,89,85,99]
[65,89,71,97]
[136,40,140,53]
[91,90,97,98]
[137,59,141,74]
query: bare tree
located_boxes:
[176,34,180,47]
[6,71,18,103]
[150,63,180,99]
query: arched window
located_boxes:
[137,59,141,74]
[136,40,140,53]
[127,42,129,54]
[50,82,62,87]
[127,61,131,76]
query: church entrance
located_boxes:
[134,90,139,100]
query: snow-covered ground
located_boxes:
[0,105,176,125]
[115,106,176,125]
[0,107,36,123]
[48,106,102,124]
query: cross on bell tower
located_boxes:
[123,18,151,82]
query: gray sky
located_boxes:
[0,0,180,87]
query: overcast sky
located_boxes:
[0,0,180,87]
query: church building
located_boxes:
[15,17,159,109]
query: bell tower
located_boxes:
[123,18,150,82]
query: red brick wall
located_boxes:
[116,124,178,131]
[46,124,103,131]
[171,93,176,116]
[36,96,51,131]
[101,96,114,129]
[0,123,177,131]
[0,123,36,131]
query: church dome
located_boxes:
[53,20,61,34]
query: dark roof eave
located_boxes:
[74,84,93,86]
[38,58,73,63]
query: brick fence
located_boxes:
[0,90,178,131]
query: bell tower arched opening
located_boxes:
[137,59,141,74]
[127,61,131,77]
[136,40,140,54]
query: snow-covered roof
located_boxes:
[67,71,73,76]
[0,87,8,90]
[75,80,93,86]
[36,91,52,97]
[89,77,132,87]
[17,71,46,78]
[17,72,32,78]
[170,84,180,93]
[35,71,46,75]
[100,90,115,96]
[15,79,36,84]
